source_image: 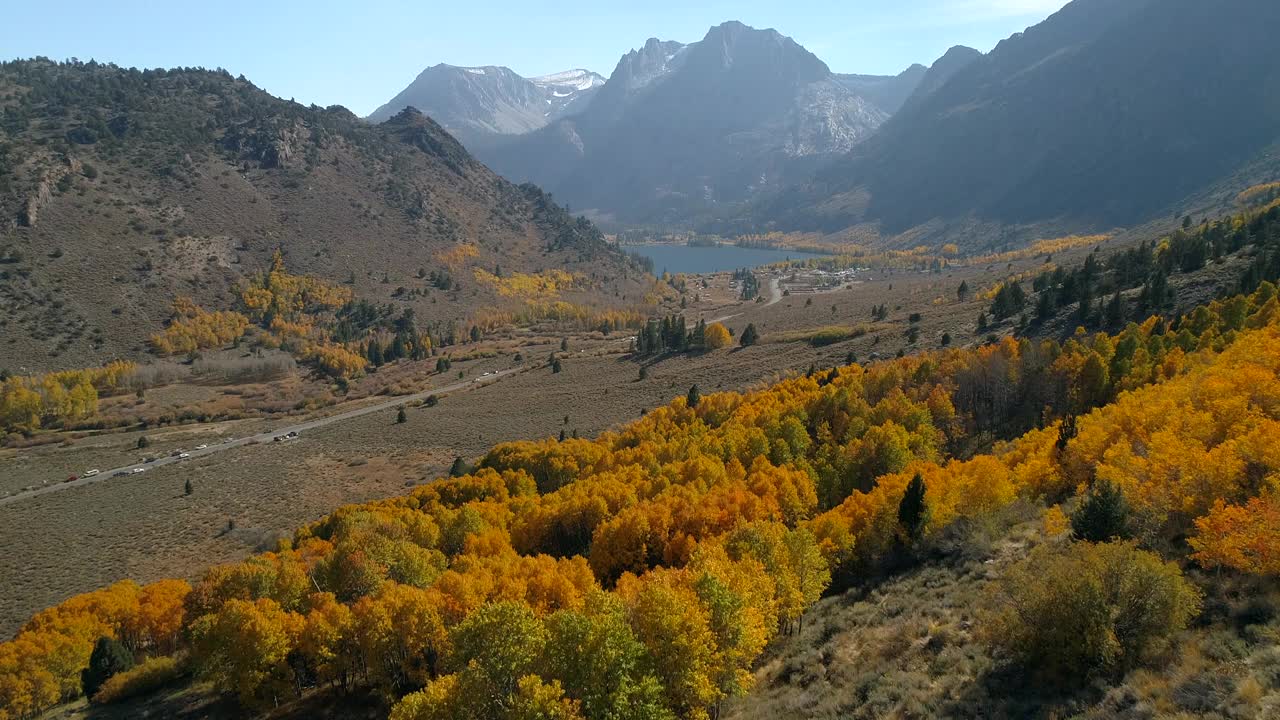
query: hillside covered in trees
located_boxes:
[4,216,1280,717]
[0,59,652,374]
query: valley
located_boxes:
[0,247,1058,637]
[3,2,1280,719]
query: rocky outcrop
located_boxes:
[19,156,81,228]
[221,120,308,169]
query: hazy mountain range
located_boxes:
[371,0,1280,240]
[373,21,932,225]
[366,64,606,149]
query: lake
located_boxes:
[621,244,824,275]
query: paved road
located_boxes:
[0,368,522,508]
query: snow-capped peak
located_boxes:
[530,69,606,92]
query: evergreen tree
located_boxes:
[560,337,569,352]
[1104,290,1125,328]
[551,356,563,374]
[396,406,407,424]
[184,478,193,496]
[81,636,133,699]
[1070,480,1131,542]
[957,280,970,301]
[449,457,470,477]
[1035,287,1057,323]
[1077,284,1094,324]
[391,333,408,361]
[991,282,1027,320]
[137,435,149,449]
[740,323,759,347]
[897,474,928,543]
[686,384,701,409]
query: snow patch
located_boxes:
[464,67,486,75]
[531,69,605,92]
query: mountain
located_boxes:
[366,64,604,149]
[0,59,647,373]
[756,0,1280,241]
[833,64,928,115]
[529,69,608,120]
[479,21,899,226]
[891,45,980,112]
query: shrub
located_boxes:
[985,541,1200,685]
[92,656,182,705]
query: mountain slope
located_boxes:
[758,0,1280,240]
[891,45,980,113]
[0,59,648,373]
[833,63,928,115]
[366,64,604,149]
[481,21,892,226]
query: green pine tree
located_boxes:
[686,384,701,409]
[897,473,928,544]
[81,636,134,699]
[449,457,470,477]
[1070,480,1131,542]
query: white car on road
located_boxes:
[195,444,208,450]
[83,469,100,477]
[131,468,146,474]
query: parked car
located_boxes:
[178,453,190,459]
[131,468,146,474]
[66,475,78,483]
[195,444,208,450]
[113,471,129,478]
[83,469,100,477]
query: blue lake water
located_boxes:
[621,244,824,275]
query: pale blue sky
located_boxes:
[4,0,1069,116]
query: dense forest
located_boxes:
[3,203,1280,716]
